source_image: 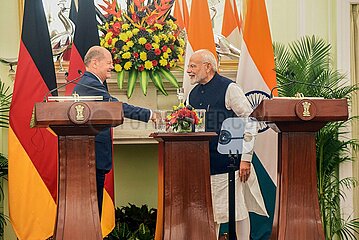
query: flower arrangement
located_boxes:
[166,104,201,133]
[98,0,185,98]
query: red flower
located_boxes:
[154,48,161,55]
[138,65,144,71]
[107,38,112,45]
[152,60,158,66]
[161,45,168,52]
[145,43,152,50]
[133,52,139,58]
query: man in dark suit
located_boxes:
[73,46,157,217]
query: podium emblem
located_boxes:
[68,102,91,124]
[295,99,317,121]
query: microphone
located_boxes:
[269,78,335,99]
[43,70,83,102]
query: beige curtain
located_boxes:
[350,4,359,232]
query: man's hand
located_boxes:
[151,110,160,123]
[239,161,251,182]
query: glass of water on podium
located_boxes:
[154,110,168,132]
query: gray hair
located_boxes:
[194,49,218,72]
[84,46,106,66]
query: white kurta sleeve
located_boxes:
[225,83,253,162]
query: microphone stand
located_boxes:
[270,78,334,99]
[43,70,83,102]
[228,150,241,240]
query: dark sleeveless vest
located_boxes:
[189,73,238,175]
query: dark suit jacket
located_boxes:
[73,71,151,171]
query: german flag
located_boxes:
[66,0,115,236]
[8,0,58,239]
[65,0,99,95]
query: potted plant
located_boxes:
[106,203,157,240]
[0,78,11,238]
[273,35,359,239]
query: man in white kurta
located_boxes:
[187,49,268,239]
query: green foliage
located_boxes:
[0,78,10,239]
[273,36,357,99]
[0,78,12,128]
[274,35,359,240]
[0,154,8,238]
[106,204,157,240]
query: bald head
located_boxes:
[84,46,109,67]
[84,46,114,81]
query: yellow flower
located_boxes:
[119,33,128,41]
[105,22,109,29]
[178,55,184,62]
[138,37,147,45]
[166,48,172,54]
[140,52,147,61]
[144,61,153,70]
[126,30,133,38]
[177,47,184,55]
[160,34,167,41]
[126,41,134,47]
[114,64,122,72]
[159,58,168,66]
[163,52,169,59]
[105,32,113,41]
[170,60,176,67]
[122,52,131,59]
[152,43,159,49]
[167,34,174,41]
[153,35,160,43]
[132,28,140,35]
[100,39,106,46]
[112,38,119,46]
[124,61,132,70]
[122,45,129,52]
[122,23,130,30]
[147,29,153,33]
[179,39,185,47]
[154,23,163,30]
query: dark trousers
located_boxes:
[96,169,109,218]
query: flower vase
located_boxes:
[175,123,192,133]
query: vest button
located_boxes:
[199,103,203,106]
[201,90,204,94]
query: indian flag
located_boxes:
[182,0,216,97]
[221,0,242,49]
[172,0,189,31]
[236,0,278,239]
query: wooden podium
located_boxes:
[33,101,123,240]
[150,132,217,240]
[250,98,348,240]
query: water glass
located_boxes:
[154,110,168,133]
[195,109,206,132]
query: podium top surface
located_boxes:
[250,98,348,122]
[150,132,217,142]
[33,101,123,128]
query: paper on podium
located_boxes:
[217,117,258,155]
[47,95,103,102]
